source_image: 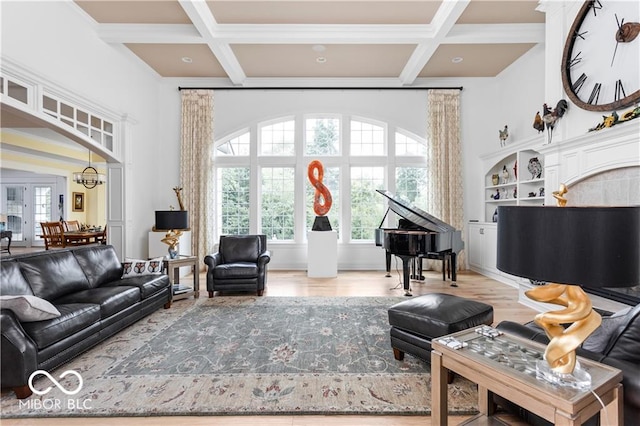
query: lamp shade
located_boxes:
[155,210,189,231]
[497,206,640,288]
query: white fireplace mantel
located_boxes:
[539,120,640,203]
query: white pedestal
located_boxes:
[148,230,192,277]
[307,230,337,278]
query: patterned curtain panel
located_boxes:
[426,89,465,271]
[180,89,215,270]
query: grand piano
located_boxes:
[375,189,464,296]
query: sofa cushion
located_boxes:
[213,263,258,279]
[122,258,163,278]
[582,307,631,353]
[0,295,61,322]
[17,251,90,301]
[54,286,141,318]
[111,275,170,299]
[73,245,123,288]
[21,303,100,349]
[220,235,260,263]
[602,304,640,363]
[0,260,34,296]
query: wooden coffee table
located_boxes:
[431,328,623,426]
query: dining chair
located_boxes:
[40,221,66,250]
[63,220,80,232]
[95,225,107,245]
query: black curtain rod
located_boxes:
[178,86,463,91]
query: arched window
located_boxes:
[214,115,427,243]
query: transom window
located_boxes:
[214,115,428,243]
[260,119,295,156]
[350,120,385,156]
[217,132,250,156]
[305,117,340,156]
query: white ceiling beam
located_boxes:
[94,22,542,45]
[97,24,203,44]
[399,0,470,85]
[445,23,545,44]
[178,0,246,85]
[214,24,435,44]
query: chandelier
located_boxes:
[73,151,106,189]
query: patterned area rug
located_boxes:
[1,296,478,417]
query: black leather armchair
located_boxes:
[204,234,271,297]
[495,303,640,426]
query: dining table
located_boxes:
[64,229,105,245]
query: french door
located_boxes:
[1,183,58,248]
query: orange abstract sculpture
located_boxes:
[307,160,332,216]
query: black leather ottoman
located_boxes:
[388,293,494,364]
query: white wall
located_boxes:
[1,1,172,258]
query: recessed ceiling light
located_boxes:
[451,57,463,64]
[181,57,193,63]
[316,57,327,64]
[312,45,326,53]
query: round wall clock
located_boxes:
[561,0,640,112]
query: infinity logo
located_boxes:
[28,370,83,396]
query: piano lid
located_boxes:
[376,189,455,233]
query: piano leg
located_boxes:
[450,253,458,287]
[385,251,392,277]
[410,257,425,281]
[399,255,412,296]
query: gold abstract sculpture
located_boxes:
[161,226,182,254]
[159,188,187,257]
[552,183,568,207]
[524,184,602,376]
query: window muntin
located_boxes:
[305,117,339,156]
[306,166,340,238]
[217,167,250,235]
[260,120,295,156]
[214,115,427,243]
[350,166,385,240]
[350,120,385,156]
[261,167,295,240]
[216,132,250,157]
[395,167,429,207]
[396,132,427,156]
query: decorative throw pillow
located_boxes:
[122,257,164,278]
[0,295,61,322]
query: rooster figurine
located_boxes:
[498,125,509,147]
[542,99,568,144]
[533,111,544,133]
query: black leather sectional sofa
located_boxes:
[0,245,171,399]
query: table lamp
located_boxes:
[155,210,189,259]
[496,205,640,389]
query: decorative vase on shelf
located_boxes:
[492,174,499,185]
[528,157,542,179]
[501,165,509,184]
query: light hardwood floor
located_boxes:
[2,268,536,425]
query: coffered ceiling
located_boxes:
[73,0,545,85]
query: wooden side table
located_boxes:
[431,328,623,426]
[162,256,199,301]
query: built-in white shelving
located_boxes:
[482,136,546,222]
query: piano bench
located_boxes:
[388,293,493,374]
